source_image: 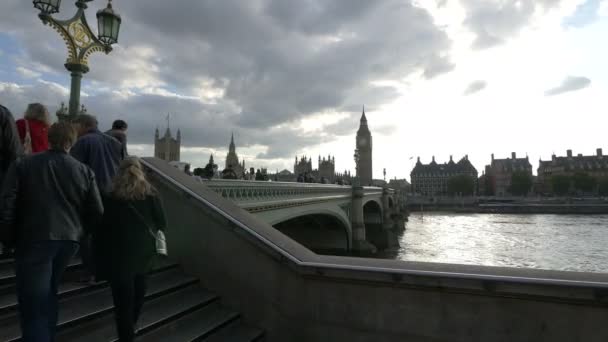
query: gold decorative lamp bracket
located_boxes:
[34,0,120,119]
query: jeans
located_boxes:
[15,240,79,342]
[109,273,147,342]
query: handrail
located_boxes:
[142,159,608,290]
[142,159,305,265]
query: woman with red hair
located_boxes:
[16,103,50,154]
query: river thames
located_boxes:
[389,213,608,273]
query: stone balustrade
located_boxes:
[198,179,389,206]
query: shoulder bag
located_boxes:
[128,203,167,256]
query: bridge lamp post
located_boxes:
[353,149,360,187]
[33,0,122,121]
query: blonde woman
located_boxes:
[16,103,50,154]
[94,157,166,341]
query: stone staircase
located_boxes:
[0,254,264,342]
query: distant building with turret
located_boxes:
[484,152,532,196]
[410,155,478,196]
[318,155,336,183]
[294,156,313,177]
[224,133,245,178]
[154,125,181,162]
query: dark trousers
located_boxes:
[15,241,79,342]
[79,234,95,276]
[109,273,147,342]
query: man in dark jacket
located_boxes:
[71,114,124,193]
[0,104,22,186]
[71,114,123,282]
[105,119,128,157]
[0,122,104,342]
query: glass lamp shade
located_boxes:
[96,2,121,45]
[33,0,61,14]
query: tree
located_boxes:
[598,178,608,196]
[509,171,533,196]
[447,175,475,196]
[193,167,205,177]
[551,175,571,196]
[202,163,217,179]
[572,172,597,194]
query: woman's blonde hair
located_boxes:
[24,103,50,126]
[112,157,155,200]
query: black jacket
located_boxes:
[0,105,22,186]
[0,150,104,244]
[95,194,166,280]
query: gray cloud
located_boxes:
[463,80,487,95]
[461,0,562,49]
[544,76,591,96]
[0,0,455,165]
[0,80,328,161]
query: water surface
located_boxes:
[390,213,608,273]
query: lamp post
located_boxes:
[353,149,360,187]
[33,0,122,121]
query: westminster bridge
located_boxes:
[196,177,404,253]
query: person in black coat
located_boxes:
[95,157,166,342]
[0,122,103,342]
[0,104,22,186]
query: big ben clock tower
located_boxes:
[356,106,372,185]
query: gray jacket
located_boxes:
[0,150,104,243]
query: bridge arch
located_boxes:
[363,198,383,215]
[271,210,351,254]
[362,200,386,249]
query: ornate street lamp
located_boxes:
[33,0,121,120]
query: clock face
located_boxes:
[358,137,367,147]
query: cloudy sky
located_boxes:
[0,0,606,180]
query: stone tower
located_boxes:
[355,106,372,185]
[294,155,313,176]
[225,133,245,178]
[318,155,336,183]
[154,125,181,162]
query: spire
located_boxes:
[177,129,181,142]
[164,113,172,137]
[357,105,370,136]
[360,105,367,124]
[209,154,214,164]
[155,127,159,139]
[229,132,236,152]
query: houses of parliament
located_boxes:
[154,108,374,185]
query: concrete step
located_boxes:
[0,258,82,286]
[0,255,264,341]
[137,302,240,342]
[0,266,198,341]
[200,319,266,342]
[57,284,219,342]
[0,260,179,317]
